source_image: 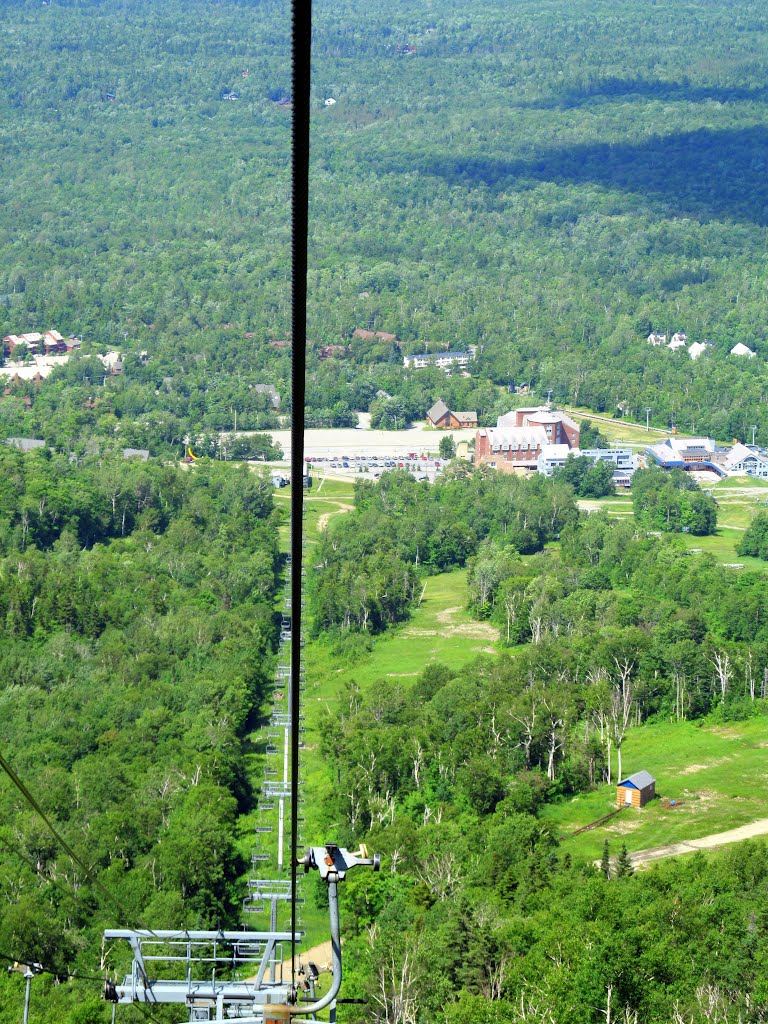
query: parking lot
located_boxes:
[305,453,445,483]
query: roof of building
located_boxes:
[496,407,578,429]
[725,443,768,470]
[497,408,549,428]
[618,770,656,790]
[122,448,150,461]
[539,443,573,460]
[484,426,548,449]
[427,400,450,422]
[253,384,281,407]
[526,411,562,423]
[647,442,683,465]
[0,361,59,381]
[99,350,122,368]
[453,411,478,424]
[665,436,717,453]
[688,341,709,359]
[731,342,756,357]
[409,350,473,361]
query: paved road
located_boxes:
[630,818,768,867]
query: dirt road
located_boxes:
[316,503,354,531]
[630,818,768,867]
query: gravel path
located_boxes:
[316,503,354,531]
[630,818,768,867]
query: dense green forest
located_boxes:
[0,452,280,1020]
[310,471,768,1023]
[4,0,768,442]
[6,0,768,1021]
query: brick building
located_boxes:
[475,407,580,472]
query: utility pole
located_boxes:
[8,962,42,1024]
[646,408,651,432]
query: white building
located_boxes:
[688,341,709,360]
[724,443,768,478]
[537,445,635,478]
[403,348,476,370]
[647,332,667,346]
[668,333,688,350]
[730,342,756,358]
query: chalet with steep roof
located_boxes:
[426,400,477,429]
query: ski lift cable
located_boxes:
[0,950,102,984]
[0,749,140,929]
[289,0,312,988]
[0,950,170,1024]
[0,749,179,954]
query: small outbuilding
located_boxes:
[616,770,656,809]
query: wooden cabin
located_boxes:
[616,770,656,809]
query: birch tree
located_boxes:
[712,650,733,705]
[610,658,634,783]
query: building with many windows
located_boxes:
[537,445,635,481]
[475,407,580,472]
[403,348,476,370]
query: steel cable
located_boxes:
[289,0,312,990]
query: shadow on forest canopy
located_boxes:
[519,77,768,109]
[377,126,768,226]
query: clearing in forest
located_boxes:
[581,477,768,571]
[541,717,768,862]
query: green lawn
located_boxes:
[305,567,499,694]
[268,483,506,945]
[580,484,768,571]
[541,716,768,862]
[273,480,356,552]
[560,406,665,448]
[676,483,768,569]
[714,475,768,491]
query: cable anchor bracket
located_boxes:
[300,843,380,882]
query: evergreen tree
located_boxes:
[601,839,611,879]
[615,843,634,878]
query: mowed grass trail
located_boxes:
[273,478,356,553]
[579,477,768,572]
[679,476,768,570]
[541,716,768,862]
[275,480,503,945]
[297,485,501,860]
[305,568,499,695]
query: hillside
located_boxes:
[6,1,768,1021]
[2,2,768,444]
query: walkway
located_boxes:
[631,818,768,867]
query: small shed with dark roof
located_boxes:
[616,770,656,808]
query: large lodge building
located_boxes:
[475,407,580,472]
